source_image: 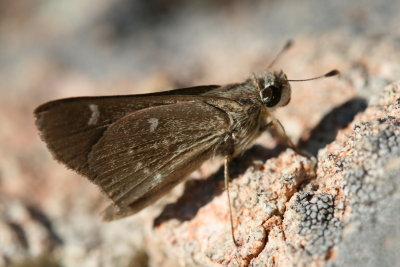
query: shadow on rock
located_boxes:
[153,145,282,226]
[299,97,367,156]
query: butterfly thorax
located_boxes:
[203,80,268,157]
[203,71,291,157]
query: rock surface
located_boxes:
[0,0,399,266]
[155,82,400,266]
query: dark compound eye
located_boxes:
[261,85,281,107]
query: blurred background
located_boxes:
[1,0,399,266]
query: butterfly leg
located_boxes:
[265,117,312,159]
[224,156,240,247]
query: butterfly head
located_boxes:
[256,71,291,109]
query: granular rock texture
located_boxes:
[155,83,400,266]
[1,0,400,266]
[292,192,343,257]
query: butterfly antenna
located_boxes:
[287,69,340,82]
[267,39,294,69]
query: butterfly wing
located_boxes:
[34,85,220,176]
[86,101,230,220]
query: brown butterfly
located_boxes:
[34,41,339,246]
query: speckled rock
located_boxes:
[1,1,400,266]
[155,82,400,266]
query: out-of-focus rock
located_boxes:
[1,0,400,266]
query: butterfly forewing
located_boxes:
[34,85,220,176]
[87,101,230,212]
